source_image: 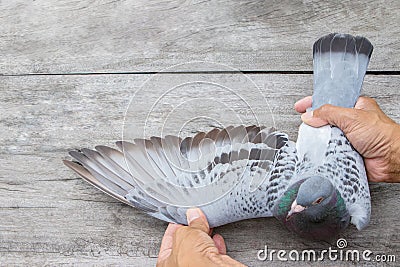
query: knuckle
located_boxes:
[175,226,204,240]
[175,226,189,237]
[341,109,362,132]
[319,104,331,112]
[315,104,332,117]
[358,96,378,107]
[346,109,360,121]
[365,96,377,105]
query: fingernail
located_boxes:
[301,110,313,120]
[187,208,201,224]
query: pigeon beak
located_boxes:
[286,199,306,220]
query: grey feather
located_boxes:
[65,126,295,227]
[312,33,373,109]
[320,127,370,229]
[293,33,372,231]
[64,33,373,238]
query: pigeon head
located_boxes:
[273,176,350,240]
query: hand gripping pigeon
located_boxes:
[64,33,373,240]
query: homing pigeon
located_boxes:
[64,33,373,240]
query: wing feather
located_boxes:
[64,125,298,227]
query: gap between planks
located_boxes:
[1,70,400,77]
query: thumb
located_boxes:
[301,104,356,130]
[212,234,227,255]
[186,208,210,233]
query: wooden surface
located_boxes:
[1,1,400,266]
[1,0,400,74]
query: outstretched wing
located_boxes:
[64,125,298,227]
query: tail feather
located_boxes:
[312,33,373,109]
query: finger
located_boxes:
[186,208,210,233]
[302,104,357,130]
[300,110,329,127]
[364,160,387,183]
[157,223,183,263]
[212,234,227,255]
[294,96,313,113]
[355,96,380,111]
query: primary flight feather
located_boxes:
[64,33,373,240]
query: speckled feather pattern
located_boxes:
[64,33,373,233]
[66,125,299,227]
[319,126,370,229]
[65,123,370,229]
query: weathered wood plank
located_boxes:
[1,0,400,74]
[0,74,399,266]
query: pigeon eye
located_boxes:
[312,197,324,205]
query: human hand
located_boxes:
[157,208,246,267]
[294,96,400,183]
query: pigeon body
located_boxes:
[64,33,373,240]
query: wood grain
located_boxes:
[1,0,400,74]
[1,74,399,266]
